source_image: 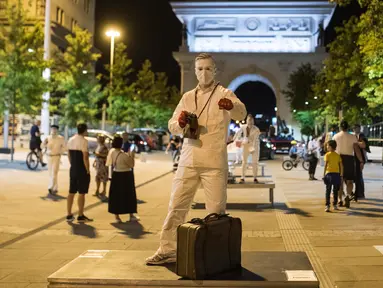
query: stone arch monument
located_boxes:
[171,1,335,138]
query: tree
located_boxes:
[357,0,383,110]
[282,63,319,137]
[132,60,180,128]
[53,26,102,128]
[0,1,50,159]
[329,0,383,112]
[312,16,371,124]
[105,42,135,126]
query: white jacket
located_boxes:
[169,84,247,168]
[235,124,261,152]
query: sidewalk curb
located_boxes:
[0,170,173,249]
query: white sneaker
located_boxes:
[145,253,176,265]
[333,205,339,211]
[325,205,330,212]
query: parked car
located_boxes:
[132,128,170,149]
[128,133,151,153]
[85,129,113,153]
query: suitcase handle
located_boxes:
[204,213,229,223]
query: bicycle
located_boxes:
[26,148,46,170]
[282,155,310,171]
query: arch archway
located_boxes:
[233,81,276,131]
[228,74,276,96]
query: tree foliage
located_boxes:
[283,63,318,112]
[282,63,319,136]
[312,16,370,123]
[325,0,383,113]
[105,47,180,128]
[105,42,135,125]
[0,1,50,116]
[53,26,102,127]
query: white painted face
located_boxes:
[247,116,254,126]
[195,58,215,86]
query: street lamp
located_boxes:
[106,29,121,86]
[325,89,330,93]
[104,29,120,131]
[314,96,318,100]
[40,0,52,138]
[305,101,309,105]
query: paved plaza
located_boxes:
[0,150,382,288]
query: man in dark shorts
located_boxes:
[29,120,46,167]
[66,123,93,222]
[333,120,364,208]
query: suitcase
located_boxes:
[176,213,242,280]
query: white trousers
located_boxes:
[158,166,227,255]
[48,156,61,192]
[241,144,259,179]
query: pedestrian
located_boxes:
[352,124,369,201]
[66,123,92,223]
[106,135,139,223]
[235,114,261,183]
[29,120,46,167]
[333,120,365,208]
[307,135,319,180]
[43,125,65,195]
[145,52,246,265]
[323,140,342,212]
[93,135,109,199]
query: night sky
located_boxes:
[94,0,362,121]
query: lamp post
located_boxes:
[106,29,120,87]
[41,0,51,137]
[104,29,120,130]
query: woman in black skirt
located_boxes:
[106,136,139,222]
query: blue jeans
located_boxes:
[324,173,340,206]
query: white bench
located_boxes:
[227,182,276,207]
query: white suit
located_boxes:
[235,124,261,179]
[45,135,66,192]
[158,83,246,255]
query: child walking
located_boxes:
[323,140,343,212]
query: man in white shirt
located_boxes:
[234,114,261,183]
[145,53,247,265]
[66,124,92,223]
[333,120,364,208]
[307,136,320,180]
[43,125,65,195]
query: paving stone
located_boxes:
[322,257,383,266]
[242,237,285,251]
[314,246,382,258]
[334,281,383,288]
[326,265,383,281]
[0,283,29,288]
[311,239,383,247]
[0,269,15,281]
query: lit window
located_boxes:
[56,7,65,25]
[84,0,90,13]
[36,0,45,17]
[71,18,78,31]
[0,0,7,14]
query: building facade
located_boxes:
[171,1,336,137]
[0,0,96,48]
